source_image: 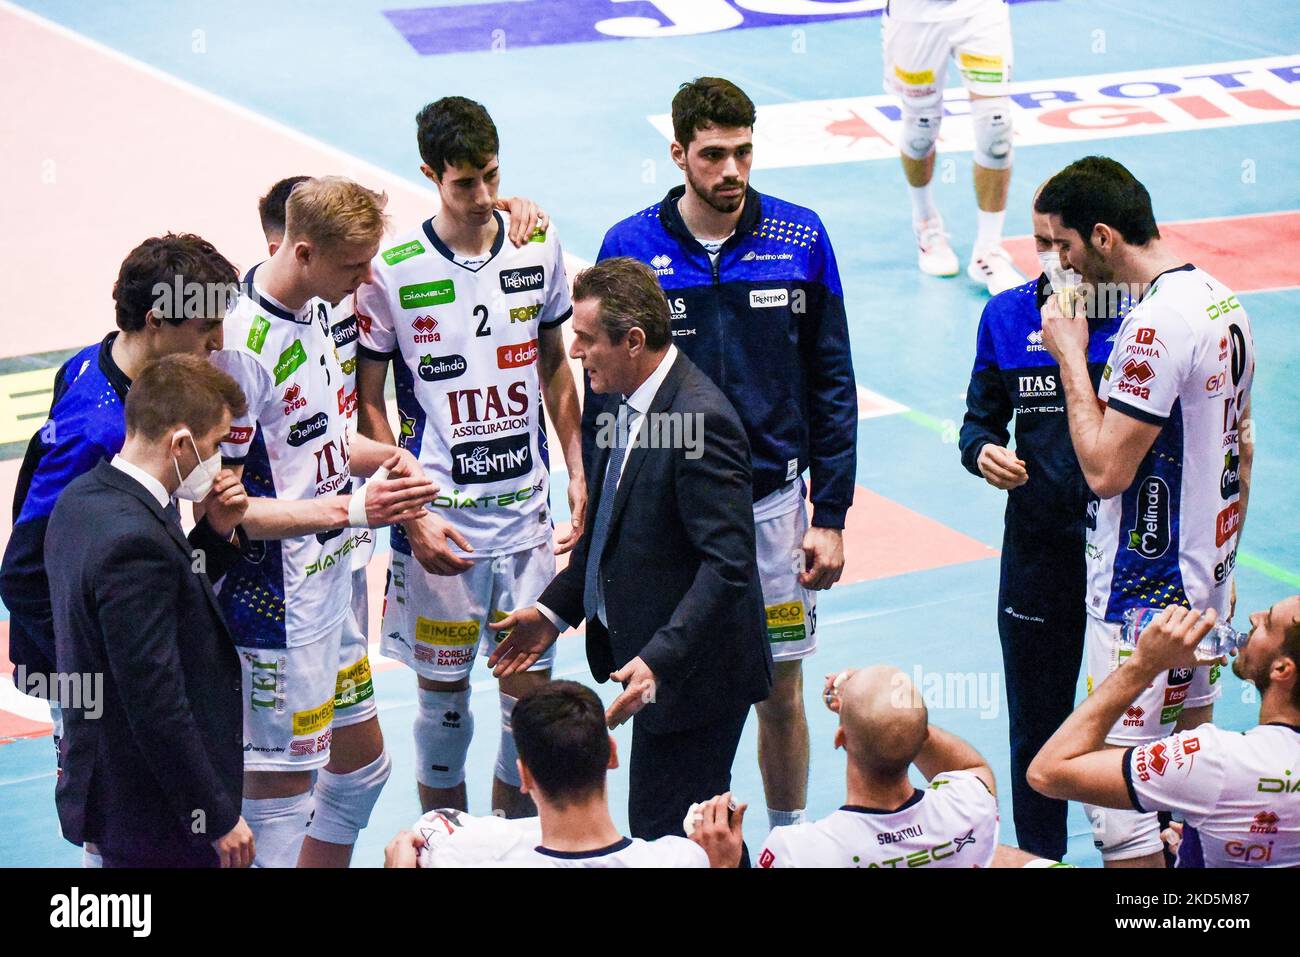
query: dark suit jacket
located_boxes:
[541,352,772,734]
[46,460,245,859]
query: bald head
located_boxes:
[838,665,929,776]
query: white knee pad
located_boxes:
[899,102,943,161]
[1086,803,1163,862]
[307,750,392,846]
[243,790,313,868]
[495,692,522,787]
[970,96,1013,169]
[414,688,474,789]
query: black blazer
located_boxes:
[45,460,245,858]
[541,352,772,734]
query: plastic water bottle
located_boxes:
[1119,607,1247,659]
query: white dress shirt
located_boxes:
[111,455,171,510]
[538,345,678,631]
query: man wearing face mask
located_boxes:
[46,354,255,867]
[957,182,1125,862]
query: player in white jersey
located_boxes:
[1039,156,1256,866]
[211,178,441,868]
[383,682,733,868]
[757,666,1000,868]
[883,0,1023,293]
[355,97,586,819]
[1030,598,1300,867]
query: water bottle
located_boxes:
[1119,607,1247,660]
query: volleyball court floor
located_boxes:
[0,0,1297,866]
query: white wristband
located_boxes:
[347,465,389,527]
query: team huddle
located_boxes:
[4,0,1297,872]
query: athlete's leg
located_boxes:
[415,674,473,813]
[299,611,389,867]
[493,670,549,818]
[756,660,809,825]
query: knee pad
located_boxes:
[414,688,474,789]
[495,692,522,787]
[899,102,943,161]
[1086,803,1163,862]
[243,790,313,868]
[308,750,392,846]
[970,96,1013,169]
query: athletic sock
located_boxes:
[768,807,807,830]
[908,183,939,227]
[974,208,1006,254]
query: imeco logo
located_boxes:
[400,280,455,309]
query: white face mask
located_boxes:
[1038,250,1081,293]
[172,430,221,502]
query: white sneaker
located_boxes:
[967,246,1025,296]
[914,218,959,277]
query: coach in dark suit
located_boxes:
[489,257,772,840]
[47,354,255,868]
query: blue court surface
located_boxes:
[0,0,1297,868]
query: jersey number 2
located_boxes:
[474,305,491,337]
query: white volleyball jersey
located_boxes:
[508,835,708,869]
[413,810,706,868]
[1088,265,1254,624]
[326,295,375,573]
[355,212,571,558]
[757,770,999,868]
[886,0,1003,22]
[1126,723,1300,868]
[211,265,362,647]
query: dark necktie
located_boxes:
[584,401,631,623]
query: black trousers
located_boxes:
[99,834,220,868]
[628,706,750,844]
[997,535,1086,862]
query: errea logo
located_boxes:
[1026,330,1046,352]
[650,254,674,276]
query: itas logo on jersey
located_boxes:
[1216,502,1242,546]
[497,339,538,369]
[1116,357,1156,400]
[418,354,467,382]
[447,381,529,438]
[499,266,544,294]
[1127,476,1171,559]
[282,384,308,416]
[411,315,441,343]
[450,433,532,485]
[313,437,351,495]
[287,412,328,448]
[1017,374,1057,398]
[1220,451,1241,499]
[650,254,674,276]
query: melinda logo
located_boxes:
[1127,475,1171,559]
[400,280,455,309]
